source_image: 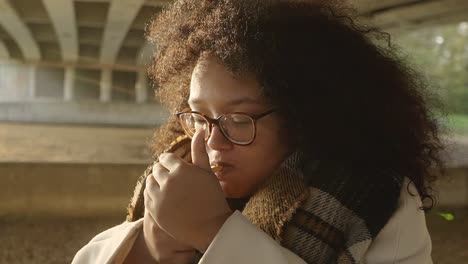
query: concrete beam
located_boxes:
[0,102,168,134]
[23,17,145,31]
[74,0,171,7]
[25,0,165,30]
[23,60,144,72]
[0,40,9,60]
[0,0,41,60]
[100,0,145,65]
[42,0,79,62]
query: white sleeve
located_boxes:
[199,211,307,264]
[364,179,433,264]
[71,219,143,264]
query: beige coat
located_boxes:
[72,179,433,264]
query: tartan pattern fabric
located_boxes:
[245,151,404,263]
[126,135,404,263]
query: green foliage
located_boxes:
[448,114,468,134]
[394,21,468,135]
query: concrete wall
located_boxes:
[0,163,145,217]
[0,123,154,163]
[0,162,466,217]
[0,101,168,127]
[0,123,155,216]
[1,123,467,218]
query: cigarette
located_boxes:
[211,165,223,173]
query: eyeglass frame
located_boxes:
[175,108,276,146]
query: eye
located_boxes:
[229,114,252,125]
[233,119,249,124]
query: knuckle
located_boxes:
[157,153,166,160]
[164,152,176,159]
[158,164,171,178]
[153,163,164,174]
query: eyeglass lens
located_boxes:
[179,113,255,144]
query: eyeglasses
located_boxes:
[175,109,276,145]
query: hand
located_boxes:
[139,207,196,264]
[147,128,233,253]
[124,187,195,264]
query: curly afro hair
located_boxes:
[146,0,447,210]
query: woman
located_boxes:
[72,0,446,263]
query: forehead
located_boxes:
[189,56,266,105]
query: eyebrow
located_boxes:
[188,97,263,106]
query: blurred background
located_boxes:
[0,0,467,263]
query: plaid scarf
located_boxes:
[126,135,404,263]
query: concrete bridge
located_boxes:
[0,1,467,263]
[1,0,468,125]
[0,0,467,128]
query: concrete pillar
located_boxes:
[100,69,112,102]
[64,66,75,101]
[28,65,37,100]
[135,70,148,103]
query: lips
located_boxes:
[210,161,233,169]
[210,161,233,180]
[211,164,223,173]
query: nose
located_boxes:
[206,124,233,151]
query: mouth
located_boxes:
[211,164,224,173]
[210,161,233,180]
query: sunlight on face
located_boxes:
[189,54,290,198]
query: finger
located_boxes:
[143,187,154,211]
[145,202,157,224]
[145,172,159,192]
[144,173,161,211]
[158,152,185,172]
[191,128,211,171]
[152,162,170,187]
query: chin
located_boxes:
[220,182,239,198]
[221,182,252,199]
[220,182,234,198]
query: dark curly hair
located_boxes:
[146,0,447,210]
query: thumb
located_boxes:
[191,128,211,171]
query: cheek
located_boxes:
[220,120,290,198]
[230,139,288,195]
[254,123,289,160]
